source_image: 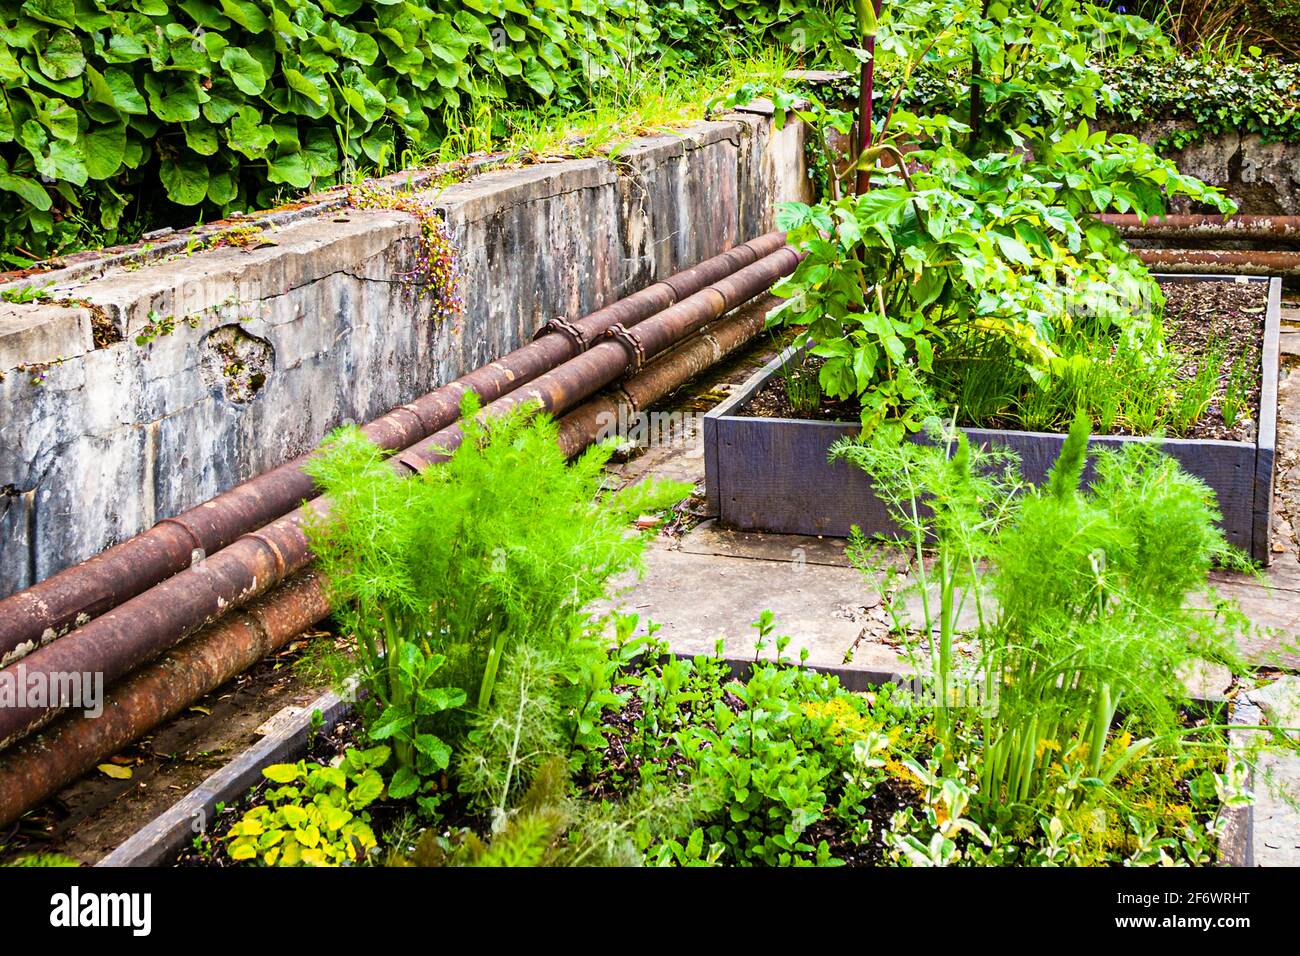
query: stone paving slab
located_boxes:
[1252,749,1300,866]
[677,519,855,568]
[603,541,903,673]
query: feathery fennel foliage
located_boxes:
[838,407,1251,816]
[303,394,689,805]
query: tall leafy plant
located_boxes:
[303,395,688,805]
[754,0,1234,436]
[838,410,1250,814]
[980,412,1250,807]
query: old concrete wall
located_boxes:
[0,107,811,597]
[1107,119,1300,215]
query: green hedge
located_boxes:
[0,0,664,264]
[1098,55,1300,148]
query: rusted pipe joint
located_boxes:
[533,315,591,352]
[604,324,648,375]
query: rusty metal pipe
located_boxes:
[1135,248,1300,276]
[554,295,779,459]
[0,232,788,663]
[1100,214,1300,244]
[0,245,802,751]
[0,571,330,829]
[0,273,798,827]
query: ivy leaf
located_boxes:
[144,74,202,123]
[22,0,77,28]
[207,167,237,204]
[179,0,233,30]
[105,32,148,62]
[493,47,522,77]
[160,153,210,205]
[429,18,470,63]
[522,58,554,98]
[21,121,87,184]
[284,68,328,108]
[338,67,386,123]
[453,11,493,47]
[329,22,379,65]
[268,150,312,187]
[184,121,219,156]
[202,30,230,62]
[218,0,270,33]
[0,158,52,210]
[228,106,274,157]
[220,47,268,96]
[31,92,79,142]
[201,79,243,124]
[84,65,146,116]
[301,126,339,177]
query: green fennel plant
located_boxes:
[837,407,1251,818]
[303,394,689,806]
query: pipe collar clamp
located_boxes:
[604,324,646,375]
[535,316,589,352]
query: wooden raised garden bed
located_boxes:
[704,275,1283,563]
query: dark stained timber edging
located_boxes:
[705,275,1284,564]
[95,689,352,868]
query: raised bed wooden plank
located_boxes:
[1255,277,1283,562]
[95,690,351,868]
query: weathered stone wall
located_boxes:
[1108,119,1300,215]
[0,107,810,597]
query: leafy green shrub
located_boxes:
[303,394,688,809]
[747,1,1232,437]
[225,745,389,866]
[770,121,1228,436]
[0,0,653,264]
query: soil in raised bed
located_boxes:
[737,280,1267,442]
